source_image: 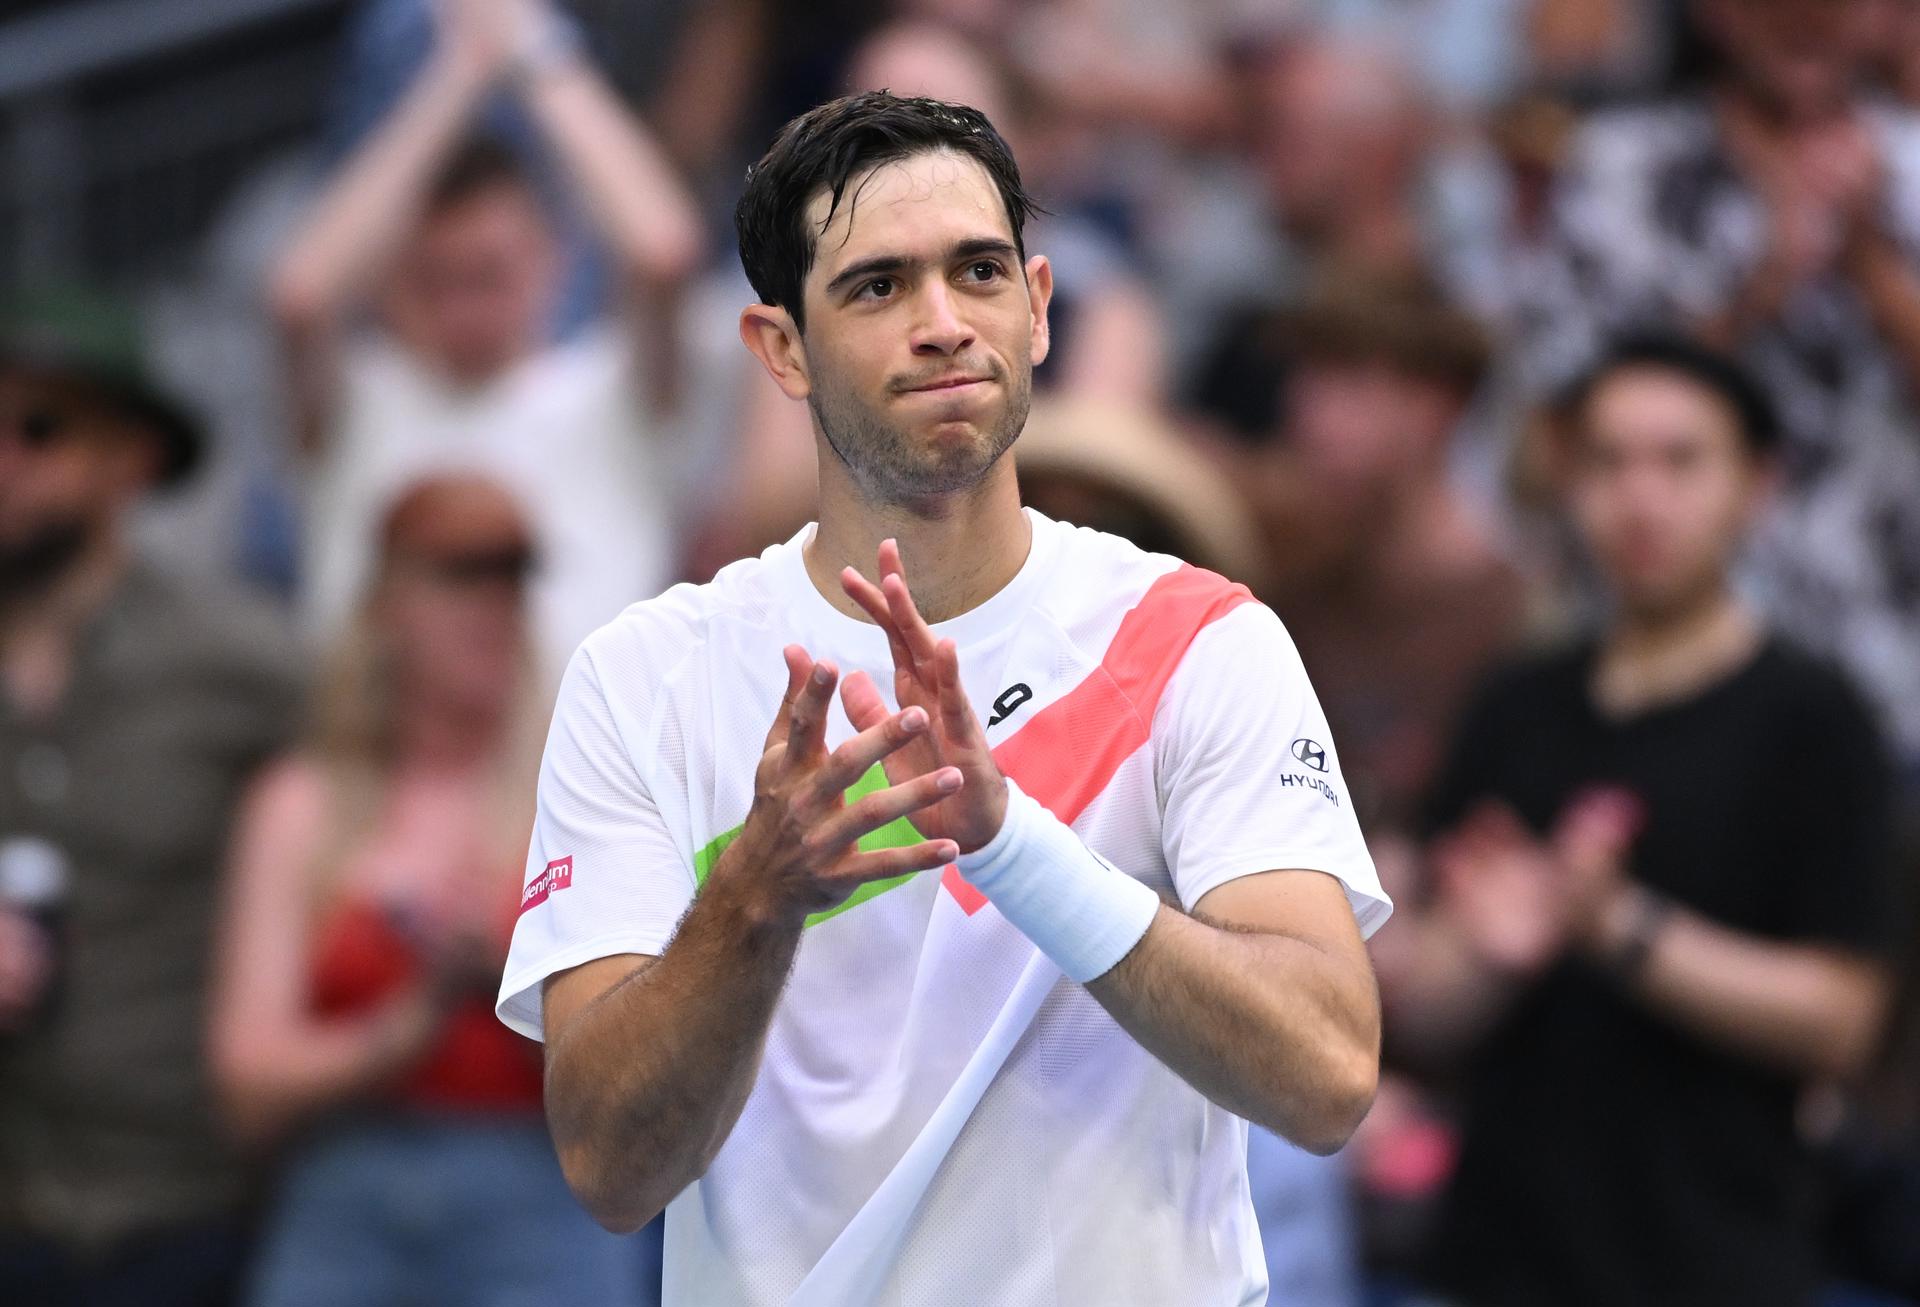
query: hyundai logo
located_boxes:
[1291,738,1328,772]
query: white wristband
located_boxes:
[956,778,1161,983]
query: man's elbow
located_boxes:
[558,1140,674,1235]
[1267,1046,1379,1156]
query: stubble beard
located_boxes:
[808,361,1033,507]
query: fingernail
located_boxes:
[901,707,927,731]
[937,769,963,791]
[813,665,833,686]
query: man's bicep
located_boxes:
[544,953,658,1053]
[498,642,694,1040]
[1155,605,1393,936]
[1194,869,1371,973]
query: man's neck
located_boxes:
[805,462,1032,625]
[0,529,128,718]
[1592,584,1763,719]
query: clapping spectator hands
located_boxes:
[431,0,567,81]
[1433,789,1644,979]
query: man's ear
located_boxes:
[739,304,811,401]
[1024,254,1054,369]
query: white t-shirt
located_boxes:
[303,324,673,675]
[498,510,1391,1306]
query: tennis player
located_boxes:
[497,91,1392,1305]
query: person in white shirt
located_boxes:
[500,90,1392,1306]
[270,0,704,673]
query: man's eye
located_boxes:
[857,277,896,300]
[965,261,1004,283]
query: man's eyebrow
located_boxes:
[825,254,910,297]
[822,237,1021,296]
[951,237,1019,263]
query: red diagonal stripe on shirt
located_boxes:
[940,563,1256,914]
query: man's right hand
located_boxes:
[707,646,963,929]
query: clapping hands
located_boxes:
[1433,789,1644,977]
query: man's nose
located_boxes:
[909,282,975,356]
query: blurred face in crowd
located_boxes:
[1285,360,1458,500]
[375,479,534,715]
[1255,44,1425,235]
[1571,367,1772,621]
[0,369,157,595]
[1697,0,1871,123]
[381,181,559,385]
[789,150,1051,504]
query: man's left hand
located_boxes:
[839,539,1008,853]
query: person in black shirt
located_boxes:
[1381,335,1898,1307]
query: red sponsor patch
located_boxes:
[518,856,574,916]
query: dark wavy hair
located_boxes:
[1565,333,1782,456]
[734,91,1041,332]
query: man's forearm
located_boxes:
[1087,905,1380,1154]
[269,51,490,330]
[1597,890,1889,1080]
[518,60,705,288]
[544,874,801,1231]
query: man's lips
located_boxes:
[900,374,992,393]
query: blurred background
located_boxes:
[3,0,1920,1304]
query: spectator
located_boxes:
[1519,0,1920,766]
[272,0,705,674]
[1153,31,1490,375]
[210,474,649,1306]
[0,289,301,1306]
[322,0,623,338]
[1382,337,1897,1306]
[1205,281,1524,833]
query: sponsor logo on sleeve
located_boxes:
[1291,738,1329,772]
[1277,772,1341,806]
[518,856,574,916]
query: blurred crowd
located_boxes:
[5,0,1920,1303]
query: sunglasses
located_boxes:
[400,544,540,586]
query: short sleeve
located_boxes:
[1153,604,1392,938]
[495,641,695,1040]
[1772,666,1897,955]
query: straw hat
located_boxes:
[1015,396,1269,593]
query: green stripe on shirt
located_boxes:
[691,762,930,928]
